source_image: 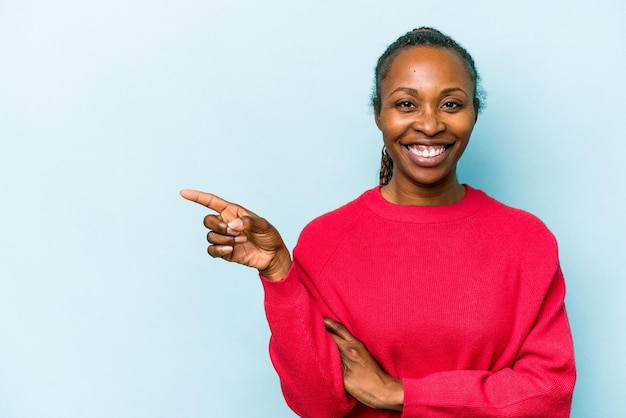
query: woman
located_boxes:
[181,28,576,417]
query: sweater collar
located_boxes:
[362,184,485,223]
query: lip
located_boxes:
[402,143,453,167]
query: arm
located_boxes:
[262,260,358,417]
[324,318,404,412]
[400,266,575,417]
[324,266,576,417]
[181,190,357,417]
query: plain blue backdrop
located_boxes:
[1,0,624,417]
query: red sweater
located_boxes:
[261,186,576,417]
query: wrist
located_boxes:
[259,247,292,281]
[383,378,404,412]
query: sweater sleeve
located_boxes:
[261,260,358,418]
[400,265,576,417]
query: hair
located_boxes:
[374,27,486,185]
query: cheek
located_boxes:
[451,117,476,140]
[379,116,407,140]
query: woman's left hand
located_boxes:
[324,318,404,412]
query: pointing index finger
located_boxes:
[180,189,230,213]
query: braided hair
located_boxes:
[374,27,486,185]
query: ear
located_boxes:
[373,98,383,130]
[374,111,382,131]
[473,98,480,122]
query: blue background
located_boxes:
[1,1,624,417]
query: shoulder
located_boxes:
[475,189,566,299]
[298,188,373,243]
[474,187,559,256]
[292,188,374,263]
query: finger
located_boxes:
[207,216,253,236]
[207,231,247,245]
[207,244,233,258]
[326,330,344,349]
[203,214,229,233]
[205,214,265,238]
[180,189,230,213]
[323,318,354,342]
[228,215,272,235]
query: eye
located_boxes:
[442,101,463,111]
[395,100,416,111]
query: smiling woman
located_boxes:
[181,27,576,417]
[375,46,478,206]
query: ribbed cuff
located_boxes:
[260,263,307,308]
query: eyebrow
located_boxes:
[389,87,469,97]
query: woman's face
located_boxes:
[376,46,477,199]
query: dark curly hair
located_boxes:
[374,27,486,185]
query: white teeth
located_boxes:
[408,145,446,158]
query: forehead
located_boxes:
[382,46,473,91]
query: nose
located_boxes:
[412,107,445,136]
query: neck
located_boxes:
[381,179,466,206]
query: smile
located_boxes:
[406,144,449,158]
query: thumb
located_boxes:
[227,215,273,236]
